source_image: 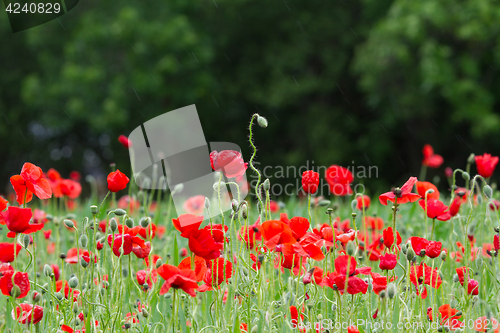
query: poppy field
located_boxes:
[1,114,500,333]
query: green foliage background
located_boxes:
[1,0,499,194]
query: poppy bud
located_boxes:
[318,200,331,207]
[257,115,268,128]
[462,172,470,181]
[387,283,396,299]
[453,274,459,283]
[80,258,89,268]
[69,277,79,288]
[90,205,98,215]
[263,179,270,191]
[351,199,358,211]
[22,235,30,248]
[440,251,447,261]
[155,259,163,269]
[54,292,63,300]
[346,241,356,256]
[114,208,127,216]
[367,280,373,293]
[64,219,75,229]
[10,285,21,298]
[122,268,128,277]
[164,293,172,299]
[401,243,407,254]
[467,153,475,164]
[140,217,151,228]
[109,218,118,232]
[406,247,415,261]
[141,308,149,318]
[231,200,239,212]
[43,264,53,277]
[241,206,248,219]
[173,183,184,194]
[79,235,88,248]
[125,218,134,228]
[379,290,386,299]
[204,197,210,209]
[483,185,493,199]
[331,303,337,312]
[33,291,42,303]
[477,194,483,205]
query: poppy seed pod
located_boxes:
[351,212,357,218]
[114,208,126,216]
[257,115,268,128]
[90,205,98,215]
[125,217,134,228]
[140,217,151,228]
[79,234,88,248]
[64,219,75,229]
[109,218,118,232]
[68,276,79,288]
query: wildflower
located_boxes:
[301,170,319,194]
[449,197,461,216]
[59,179,82,199]
[416,181,440,200]
[65,248,90,264]
[370,272,396,295]
[10,162,52,205]
[157,264,198,297]
[172,214,204,238]
[198,258,233,292]
[261,220,296,249]
[238,219,262,249]
[382,227,401,249]
[0,242,22,262]
[325,165,353,196]
[379,177,420,205]
[0,270,30,298]
[456,267,479,295]
[107,169,130,192]
[1,207,43,238]
[379,253,397,270]
[409,237,442,258]
[302,266,324,285]
[210,150,248,178]
[12,304,43,324]
[419,199,451,221]
[118,135,132,148]
[475,153,499,178]
[0,196,7,212]
[188,229,223,260]
[136,269,158,289]
[322,255,370,295]
[356,195,371,210]
[183,195,206,215]
[422,144,443,168]
[178,256,207,282]
[409,262,442,299]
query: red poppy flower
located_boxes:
[274,254,306,275]
[0,270,30,298]
[302,266,324,285]
[107,233,147,257]
[238,220,262,249]
[188,229,223,260]
[210,150,248,178]
[449,197,461,217]
[422,144,443,168]
[370,272,396,295]
[456,267,479,295]
[348,326,360,333]
[356,195,371,210]
[51,264,60,281]
[138,223,158,240]
[409,262,442,298]
[288,216,310,240]
[136,269,158,289]
[268,200,279,212]
[494,234,500,251]
[10,162,52,205]
[322,255,370,295]
[0,243,22,263]
[475,153,499,178]
[416,181,440,200]
[55,280,80,300]
[182,195,206,215]
[12,303,43,324]
[59,179,82,199]
[132,241,151,259]
[65,248,90,264]
[419,199,451,221]
[474,317,499,332]
[336,229,356,245]
[261,220,296,249]
[438,304,463,330]
[325,165,353,196]
[172,214,204,238]
[410,237,442,258]
[379,253,397,270]
[107,169,130,192]
[203,224,229,243]
[363,216,384,230]
[178,256,208,282]
[289,305,305,328]
[198,258,233,292]
[0,196,7,212]
[1,207,43,238]
[157,264,198,297]
[379,177,420,205]
[382,227,401,249]
[118,135,132,148]
[301,170,319,194]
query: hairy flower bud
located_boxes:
[114,208,126,216]
[462,172,470,181]
[257,115,268,128]
[406,247,415,261]
[69,277,79,288]
[387,283,396,299]
[263,179,270,191]
[204,197,210,209]
[43,264,53,277]
[109,218,118,232]
[346,241,356,256]
[467,153,475,164]
[22,234,30,248]
[64,219,75,229]
[79,234,88,248]
[155,259,163,269]
[140,217,151,228]
[125,217,134,228]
